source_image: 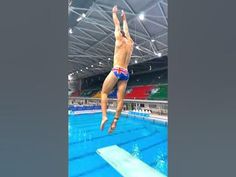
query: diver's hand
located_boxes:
[121,10,126,20]
[112,5,118,13]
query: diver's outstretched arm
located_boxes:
[112,5,121,38]
[121,10,131,39]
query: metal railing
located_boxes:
[69,97,168,116]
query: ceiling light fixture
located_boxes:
[77,17,82,22]
[68,75,73,81]
[154,52,162,57]
[157,52,162,57]
[69,28,73,34]
[139,13,145,21]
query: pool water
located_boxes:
[69,112,168,177]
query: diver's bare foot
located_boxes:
[100,117,108,131]
[108,117,119,134]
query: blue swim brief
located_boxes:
[112,67,129,81]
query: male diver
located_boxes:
[100,5,134,133]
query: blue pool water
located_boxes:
[69,112,168,177]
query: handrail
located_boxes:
[69,97,168,104]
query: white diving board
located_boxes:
[96,145,166,177]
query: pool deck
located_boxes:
[68,110,101,115]
[69,109,168,124]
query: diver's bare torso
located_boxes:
[113,35,134,69]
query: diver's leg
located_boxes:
[108,80,127,133]
[100,71,118,130]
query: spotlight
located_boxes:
[77,17,82,22]
[69,28,73,34]
[80,69,83,72]
[108,58,111,60]
[82,13,86,18]
[99,62,102,65]
[86,67,88,69]
[68,74,73,81]
[139,13,145,20]
[91,65,93,67]
[151,39,155,42]
[135,60,138,64]
[154,52,162,57]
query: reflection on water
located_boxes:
[131,143,142,160]
[154,148,168,175]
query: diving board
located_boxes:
[96,145,166,177]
